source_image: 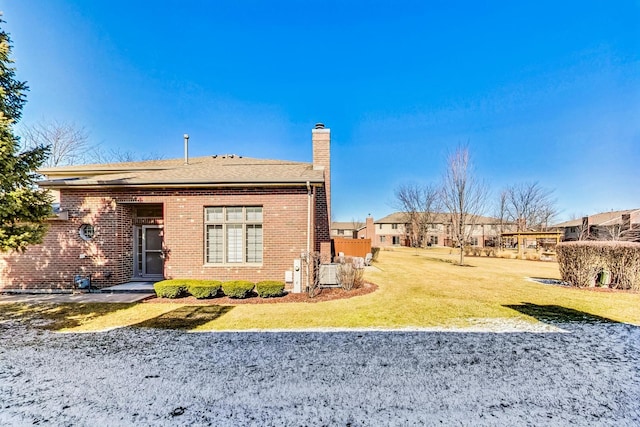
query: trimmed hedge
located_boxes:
[153,280,187,298]
[557,241,640,290]
[256,281,285,298]
[154,279,222,299]
[187,280,222,299]
[221,280,255,299]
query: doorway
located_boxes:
[134,225,164,279]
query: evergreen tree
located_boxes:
[0,18,52,252]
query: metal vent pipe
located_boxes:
[183,133,189,165]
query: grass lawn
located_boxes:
[2,246,639,332]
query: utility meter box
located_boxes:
[284,270,293,283]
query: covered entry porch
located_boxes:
[123,203,165,281]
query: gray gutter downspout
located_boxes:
[306,181,311,293]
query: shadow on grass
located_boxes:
[504,302,620,325]
[0,303,137,330]
[132,305,234,330]
[529,277,568,286]
[422,257,455,265]
[421,257,476,267]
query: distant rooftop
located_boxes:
[553,209,640,228]
[375,212,502,224]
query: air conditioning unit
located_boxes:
[319,264,339,286]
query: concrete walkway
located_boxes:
[101,281,156,293]
[0,281,157,304]
[0,292,155,304]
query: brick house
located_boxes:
[0,124,332,292]
[330,221,363,239]
[553,209,640,242]
[357,212,505,248]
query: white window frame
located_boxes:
[79,223,95,241]
[204,206,263,265]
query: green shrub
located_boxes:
[154,280,187,298]
[557,241,640,290]
[187,280,222,299]
[221,280,255,299]
[255,281,285,298]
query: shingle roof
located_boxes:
[375,212,501,224]
[331,222,360,230]
[38,155,325,188]
[375,212,412,224]
[553,209,640,228]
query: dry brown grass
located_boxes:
[3,246,639,332]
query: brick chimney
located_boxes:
[582,216,590,239]
[365,216,375,240]
[622,214,631,232]
[312,123,331,223]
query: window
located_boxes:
[205,206,263,264]
[379,224,383,230]
[79,224,95,241]
[380,236,386,243]
[338,229,344,235]
[392,223,398,230]
[392,236,400,245]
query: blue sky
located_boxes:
[2,0,639,222]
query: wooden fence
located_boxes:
[333,238,372,258]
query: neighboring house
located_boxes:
[553,209,640,242]
[362,213,411,247]
[331,221,364,239]
[358,212,506,248]
[0,124,332,292]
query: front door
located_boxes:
[134,225,164,279]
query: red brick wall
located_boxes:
[313,185,331,252]
[312,127,331,224]
[0,194,125,290]
[0,185,329,290]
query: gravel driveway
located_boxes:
[1,320,638,426]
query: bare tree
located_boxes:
[504,181,557,231]
[537,204,558,231]
[350,217,364,238]
[599,224,626,241]
[21,120,90,167]
[576,217,591,241]
[89,146,165,164]
[21,121,165,166]
[394,182,440,247]
[440,146,488,265]
[494,189,509,248]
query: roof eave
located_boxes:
[39,179,325,189]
